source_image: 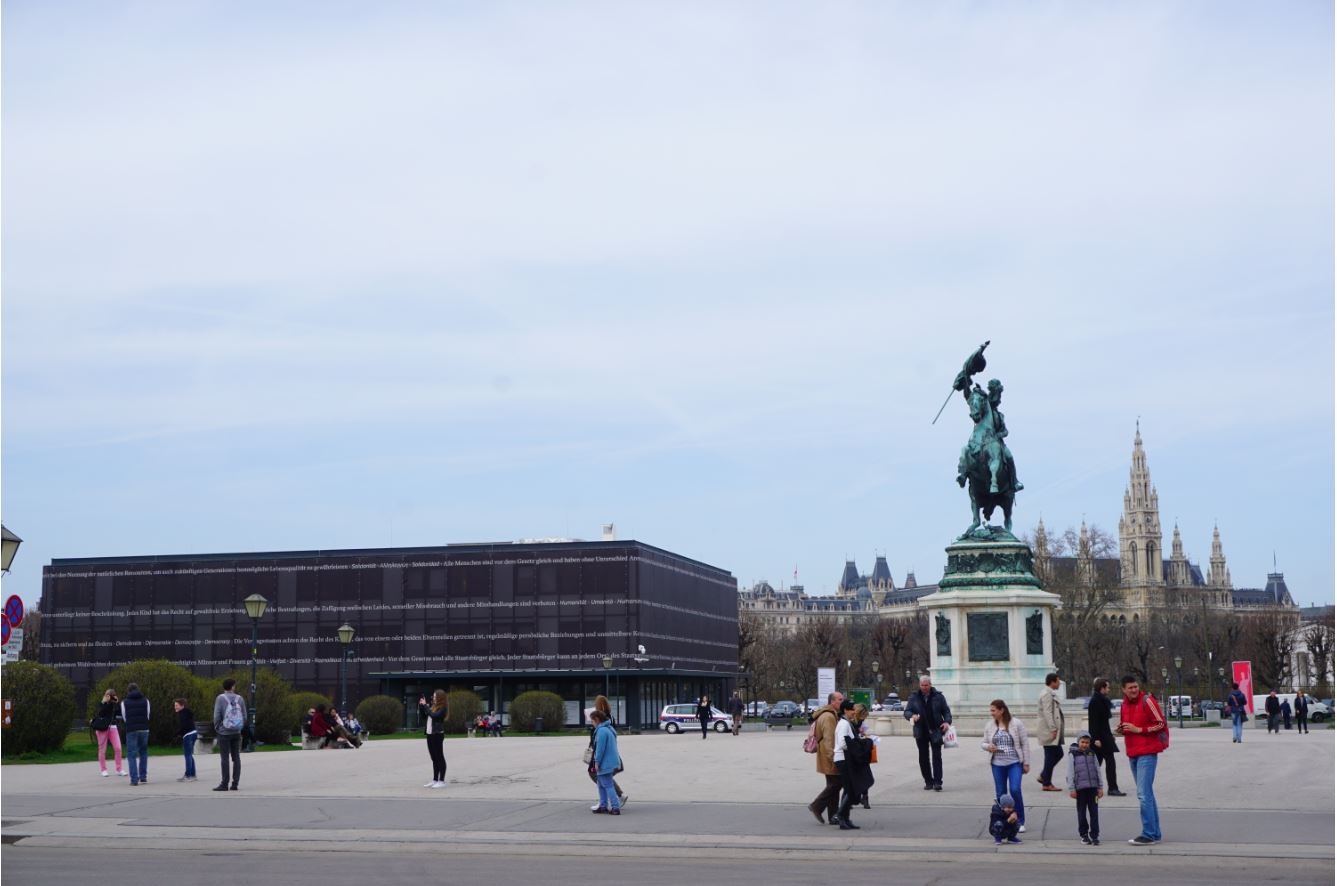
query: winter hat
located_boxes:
[1077,730,1092,741]
[999,794,1015,809]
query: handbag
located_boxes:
[90,717,110,732]
[943,724,959,749]
[582,745,594,765]
[802,710,828,753]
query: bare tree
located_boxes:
[1303,612,1334,697]
[1243,611,1298,692]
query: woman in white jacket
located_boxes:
[981,699,1031,833]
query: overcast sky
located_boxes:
[3,2,1333,615]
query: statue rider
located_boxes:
[950,343,1021,496]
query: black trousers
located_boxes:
[915,734,943,786]
[1040,745,1064,786]
[217,733,241,787]
[1297,713,1309,734]
[699,719,709,738]
[811,773,842,819]
[1267,714,1279,733]
[835,760,856,820]
[1095,743,1120,791]
[426,733,447,781]
[1075,787,1100,837]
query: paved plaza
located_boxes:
[2,727,1332,881]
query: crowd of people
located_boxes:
[804,672,1173,846]
[91,669,1290,845]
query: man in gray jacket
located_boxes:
[212,678,247,792]
[1037,673,1065,791]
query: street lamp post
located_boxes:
[905,669,912,697]
[872,661,881,702]
[0,526,23,573]
[1160,667,1169,710]
[602,655,613,702]
[242,594,269,752]
[337,624,355,715]
[1174,656,1184,728]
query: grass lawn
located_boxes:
[2,730,298,765]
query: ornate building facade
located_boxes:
[1034,425,1295,617]
[738,556,933,633]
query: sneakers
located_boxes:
[1018,825,1027,833]
[213,785,230,792]
[1092,837,1101,846]
[1006,837,1022,844]
[994,837,1003,845]
[424,781,438,788]
[177,776,191,782]
[1081,835,1093,845]
[591,803,603,811]
[1129,835,1155,845]
[592,807,609,814]
[116,770,127,777]
[101,771,109,778]
[1108,790,1127,797]
[608,809,621,816]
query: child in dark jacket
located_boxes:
[1065,730,1105,845]
[173,699,197,782]
[990,794,1021,844]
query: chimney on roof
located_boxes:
[602,523,616,541]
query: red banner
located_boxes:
[1233,661,1254,713]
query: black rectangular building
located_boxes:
[39,539,738,729]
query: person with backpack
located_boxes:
[1225,682,1249,743]
[212,678,247,792]
[1116,674,1167,845]
[805,691,844,825]
[120,683,152,787]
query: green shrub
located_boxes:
[508,690,566,732]
[442,690,484,734]
[91,660,199,746]
[1,661,77,755]
[215,667,293,745]
[290,692,334,735]
[354,695,403,735]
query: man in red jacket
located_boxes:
[1116,675,1167,845]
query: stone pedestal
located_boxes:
[917,529,1060,712]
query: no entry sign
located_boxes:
[1,614,9,647]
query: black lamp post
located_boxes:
[905,668,912,697]
[0,526,22,573]
[242,594,268,751]
[872,660,881,702]
[1218,666,1226,692]
[337,623,355,715]
[1174,656,1184,728]
[602,655,613,702]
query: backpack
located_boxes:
[222,694,245,732]
[803,709,832,753]
[1142,694,1169,750]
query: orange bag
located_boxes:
[870,743,879,764]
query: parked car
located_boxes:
[766,701,803,722]
[745,700,770,717]
[1198,700,1225,717]
[881,694,901,707]
[805,698,821,715]
[1297,695,1330,722]
[659,704,731,733]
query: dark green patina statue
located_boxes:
[940,341,1023,538]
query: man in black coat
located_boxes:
[903,675,952,791]
[1265,691,1281,733]
[1086,678,1125,796]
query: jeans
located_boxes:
[1039,744,1063,785]
[1129,753,1161,841]
[1231,711,1244,742]
[596,772,618,810]
[991,761,1025,825]
[217,733,242,787]
[125,730,149,784]
[183,733,197,778]
[915,734,943,786]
